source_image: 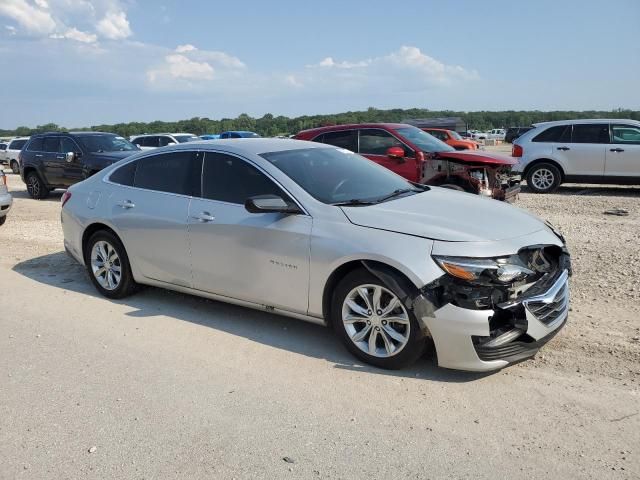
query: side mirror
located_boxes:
[65,151,75,163]
[245,194,301,214]
[386,146,406,162]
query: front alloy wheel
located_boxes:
[332,269,426,369]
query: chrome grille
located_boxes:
[524,280,569,326]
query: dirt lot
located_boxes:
[1,168,638,479]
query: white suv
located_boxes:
[130,133,199,150]
[512,119,640,193]
[5,137,30,174]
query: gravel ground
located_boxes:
[0,167,639,479]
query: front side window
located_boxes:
[532,125,571,143]
[393,126,454,153]
[571,124,609,144]
[134,151,199,195]
[9,139,28,150]
[358,129,405,155]
[59,137,79,153]
[318,130,358,152]
[26,137,44,151]
[43,137,60,153]
[201,152,284,204]
[611,125,640,144]
[261,147,418,205]
[79,134,138,152]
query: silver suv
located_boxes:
[512,119,640,192]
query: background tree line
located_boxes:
[2,108,638,138]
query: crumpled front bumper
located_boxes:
[419,270,570,372]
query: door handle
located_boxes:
[191,211,215,222]
[609,148,624,153]
[556,146,570,151]
[117,200,135,209]
[56,155,65,159]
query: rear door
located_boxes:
[357,128,418,181]
[188,151,311,313]
[109,150,199,286]
[558,123,608,177]
[606,124,640,178]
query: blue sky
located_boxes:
[0,0,638,128]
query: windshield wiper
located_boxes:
[375,188,421,203]
[332,199,377,207]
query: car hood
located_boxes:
[435,150,516,166]
[340,187,545,242]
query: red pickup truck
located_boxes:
[294,123,520,202]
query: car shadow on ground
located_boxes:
[520,183,640,197]
[8,190,64,202]
[13,251,492,384]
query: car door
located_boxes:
[606,124,640,178]
[188,151,312,314]
[358,128,419,181]
[556,123,608,178]
[58,137,85,186]
[109,150,199,287]
[40,136,65,185]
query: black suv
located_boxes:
[505,127,533,143]
[20,132,139,199]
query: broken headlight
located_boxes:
[433,255,534,284]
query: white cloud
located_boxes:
[50,27,96,43]
[95,10,131,39]
[34,0,49,8]
[311,57,371,69]
[0,0,56,35]
[175,44,197,53]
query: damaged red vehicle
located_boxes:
[294,123,520,202]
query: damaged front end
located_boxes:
[418,245,571,371]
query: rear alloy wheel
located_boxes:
[26,172,50,199]
[526,163,561,193]
[85,231,138,299]
[10,161,19,174]
[332,269,425,369]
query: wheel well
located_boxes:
[523,159,565,181]
[23,166,37,178]
[321,260,418,321]
[81,223,120,262]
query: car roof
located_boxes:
[532,118,640,127]
[131,133,195,137]
[297,123,412,135]
[130,138,327,157]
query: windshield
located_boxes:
[261,147,422,205]
[450,131,463,140]
[174,135,199,143]
[79,135,138,152]
[395,126,454,152]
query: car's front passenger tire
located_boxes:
[85,230,139,299]
[331,269,426,369]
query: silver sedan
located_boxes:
[61,139,571,371]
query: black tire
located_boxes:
[331,269,426,369]
[26,171,50,199]
[10,160,19,174]
[84,230,139,299]
[526,162,561,193]
[0,216,6,226]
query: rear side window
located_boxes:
[318,130,357,152]
[134,151,199,195]
[532,125,571,143]
[26,138,44,151]
[110,161,137,186]
[612,124,640,144]
[571,124,609,144]
[9,139,28,150]
[43,137,60,152]
[201,152,284,204]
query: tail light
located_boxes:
[61,191,72,207]
[512,144,523,157]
